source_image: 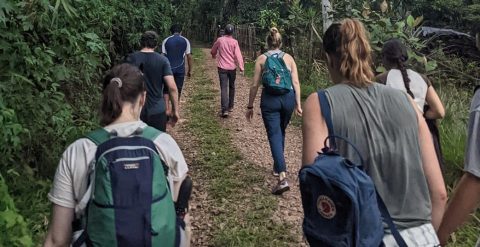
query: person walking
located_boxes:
[438,86,480,246]
[211,24,244,117]
[42,63,190,247]
[162,24,192,116]
[302,19,446,245]
[376,38,446,170]
[245,27,302,195]
[126,31,179,131]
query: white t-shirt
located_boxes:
[48,121,188,212]
[386,69,429,112]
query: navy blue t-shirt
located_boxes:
[126,51,172,114]
[161,34,191,74]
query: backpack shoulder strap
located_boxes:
[85,128,110,146]
[279,51,285,58]
[141,126,162,141]
[376,192,408,247]
[263,52,271,58]
[317,90,336,148]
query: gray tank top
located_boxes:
[325,83,431,229]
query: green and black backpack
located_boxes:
[73,126,180,247]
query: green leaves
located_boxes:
[0,174,33,247]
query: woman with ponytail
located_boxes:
[302,19,446,245]
[246,27,302,195]
[43,63,190,246]
[377,39,446,171]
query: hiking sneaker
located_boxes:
[272,179,290,195]
[228,107,234,112]
[272,171,280,177]
[221,111,229,118]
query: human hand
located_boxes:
[295,105,303,117]
[240,70,244,76]
[187,71,192,77]
[245,108,253,122]
[168,111,180,128]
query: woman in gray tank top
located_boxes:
[302,19,447,246]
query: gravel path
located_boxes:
[170,48,305,246]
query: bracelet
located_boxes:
[247,106,253,109]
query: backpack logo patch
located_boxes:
[124,163,140,170]
[317,195,336,219]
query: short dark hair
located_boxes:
[225,24,234,35]
[170,24,182,34]
[140,31,158,49]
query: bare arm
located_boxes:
[164,75,179,124]
[424,86,445,119]
[411,97,447,229]
[211,40,219,58]
[302,92,328,165]
[43,204,74,247]
[235,41,244,71]
[287,54,302,116]
[186,54,193,77]
[437,173,480,245]
[245,56,264,121]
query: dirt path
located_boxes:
[170,48,305,246]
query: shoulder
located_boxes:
[417,72,432,87]
[471,89,480,112]
[256,54,267,63]
[375,71,389,84]
[181,36,190,43]
[156,53,170,63]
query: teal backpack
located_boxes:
[262,51,293,95]
[73,127,180,247]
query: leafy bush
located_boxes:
[0,0,176,241]
[0,173,33,247]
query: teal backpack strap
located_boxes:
[85,128,110,145]
[141,126,162,141]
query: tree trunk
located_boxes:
[322,0,333,33]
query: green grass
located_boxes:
[186,48,295,246]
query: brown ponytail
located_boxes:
[101,63,145,125]
[266,27,282,49]
[323,19,374,87]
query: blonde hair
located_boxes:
[266,27,282,49]
[323,19,374,87]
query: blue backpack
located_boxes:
[262,52,293,95]
[72,127,181,247]
[298,90,407,247]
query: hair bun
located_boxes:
[270,27,279,35]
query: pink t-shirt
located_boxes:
[211,35,244,71]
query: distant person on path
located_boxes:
[43,63,191,246]
[302,19,446,245]
[438,86,480,246]
[246,28,302,195]
[126,31,179,131]
[376,38,446,170]
[211,24,244,117]
[162,24,192,116]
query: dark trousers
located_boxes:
[163,72,185,98]
[174,73,185,98]
[260,90,295,173]
[140,111,167,132]
[218,68,236,112]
